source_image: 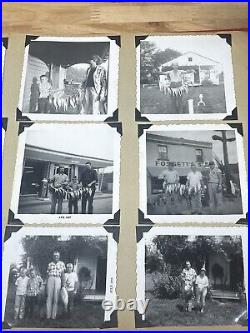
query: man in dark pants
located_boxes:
[80,162,98,214]
[49,166,69,214]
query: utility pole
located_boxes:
[212,131,235,194]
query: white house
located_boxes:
[159,51,222,86]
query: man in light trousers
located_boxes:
[208,161,223,214]
[46,251,66,320]
[82,55,107,115]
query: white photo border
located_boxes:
[10,122,121,224]
[2,226,118,326]
[139,123,248,224]
[18,36,119,122]
[136,226,248,319]
[136,34,237,121]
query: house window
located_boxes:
[158,145,168,160]
[188,57,193,62]
[195,149,203,162]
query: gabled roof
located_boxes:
[161,51,220,67]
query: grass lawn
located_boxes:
[4,285,105,329]
[145,293,247,327]
[140,84,227,114]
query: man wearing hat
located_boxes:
[208,161,223,214]
[186,162,203,214]
[160,161,180,214]
[82,55,107,115]
[195,266,209,313]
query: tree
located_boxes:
[140,41,182,84]
[140,41,157,84]
[21,236,107,278]
[149,235,243,274]
[153,48,182,69]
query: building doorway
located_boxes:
[95,256,107,293]
[20,159,49,195]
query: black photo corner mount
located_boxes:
[236,213,248,225]
[103,226,120,243]
[107,122,123,136]
[2,37,8,49]
[218,33,232,47]
[4,225,23,243]
[25,35,39,47]
[107,36,121,48]
[2,117,8,131]
[228,122,244,136]
[8,209,24,226]
[135,35,148,48]
[104,210,120,226]
[135,108,150,122]
[138,209,154,225]
[18,121,35,135]
[16,108,32,122]
[134,310,147,328]
[223,107,238,121]
[104,109,119,123]
[136,225,153,243]
[138,123,152,138]
[101,310,118,329]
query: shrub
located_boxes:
[153,274,182,299]
[201,78,213,86]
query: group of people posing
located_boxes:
[29,55,107,115]
[159,160,223,215]
[181,261,209,313]
[13,251,78,324]
[48,162,98,214]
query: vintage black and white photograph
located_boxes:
[2,227,117,329]
[10,123,120,224]
[2,118,8,156]
[2,38,8,81]
[18,36,119,121]
[136,35,236,120]
[139,124,247,223]
[136,227,248,328]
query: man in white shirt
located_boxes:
[195,267,209,313]
[160,162,180,214]
[49,166,69,214]
[181,261,197,312]
[186,162,203,214]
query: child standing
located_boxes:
[14,267,29,321]
[65,263,78,317]
[67,176,81,214]
[38,75,52,114]
[25,268,43,318]
[195,267,209,313]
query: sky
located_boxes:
[144,35,229,65]
[25,125,114,160]
[149,130,238,164]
